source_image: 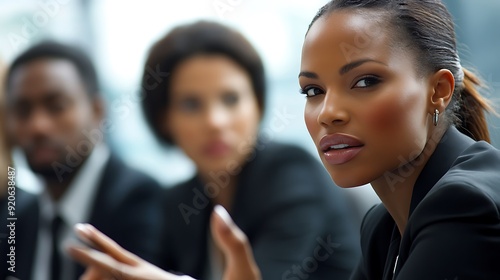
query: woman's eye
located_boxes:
[353,76,381,88]
[179,97,201,112]
[222,92,239,107]
[299,87,323,97]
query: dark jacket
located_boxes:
[160,141,361,280]
[351,126,500,280]
[0,154,163,280]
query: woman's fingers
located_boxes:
[74,223,139,265]
[68,241,192,280]
[80,267,106,280]
[70,216,258,280]
[67,246,129,279]
[210,205,261,280]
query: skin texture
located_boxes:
[163,54,261,207]
[301,10,454,234]
[6,58,103,199]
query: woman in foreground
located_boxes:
[68,0,500,279]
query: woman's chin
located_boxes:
[330,175,370,189]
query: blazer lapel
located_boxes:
[393,127,475,278]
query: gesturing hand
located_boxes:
[66,205,261,280]
[67,223,187,280]
[211,205,261,280]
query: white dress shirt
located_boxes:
[32,144,110,280]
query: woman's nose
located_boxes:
[205,105,231,130]
[317,91,350,127]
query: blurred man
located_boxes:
[0,41,163,280]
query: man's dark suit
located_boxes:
[351,126,500,280]
[0,154,164,280]
[159,141,361,280]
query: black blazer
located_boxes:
[0,154,164,280]
[351,126,500,280]
[159,141,361,280]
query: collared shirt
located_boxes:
[32,144,110,280]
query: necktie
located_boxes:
[51,215,63,280]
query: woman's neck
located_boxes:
[371,170,418,236]
[370,128,445,236]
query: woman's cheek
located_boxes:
[361,87,425,163]
[363,96,403,133]
[362,80,423,128]
[304,103,321,138]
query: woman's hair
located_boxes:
[141,21,266,144]
[309,0,495,142]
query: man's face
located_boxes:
[7,58,102,181]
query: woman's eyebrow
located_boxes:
[299,59,387,79]
[339,59,387,75]
[298,71,318,79]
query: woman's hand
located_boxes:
[67,205,261,280]
[67,223,187,280]
[211,205,261,280]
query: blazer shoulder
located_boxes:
[410,140,500,222]
[409,181,500,236]
[243,142,336,203]
[416,141,500,220]
[442,140,500,194]
[162,177,200,205]
[250,142,327,184]
[102,154,161,192]
[93,154,162,213]
[399,147,500,279]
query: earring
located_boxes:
[433,109,440,126]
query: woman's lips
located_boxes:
[319,133,364,165]
[203,140,231,158]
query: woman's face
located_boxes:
[301,10,433,188]
[164,54,261,177]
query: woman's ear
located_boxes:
[428,69,455,113]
